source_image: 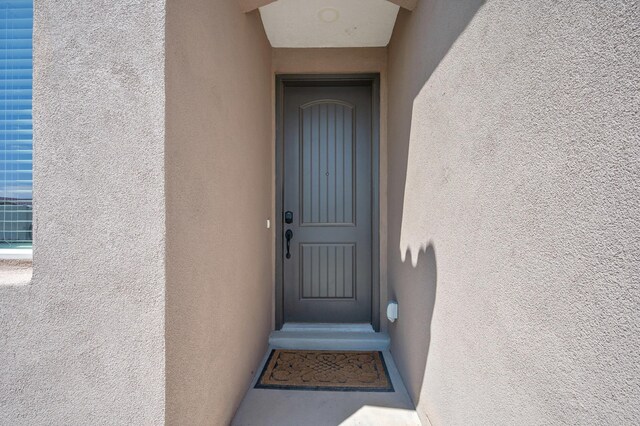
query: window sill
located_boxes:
[0,259,32,286]
[0,248,32,260]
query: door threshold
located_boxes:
[270,323,389,351]
[281,323,374,333]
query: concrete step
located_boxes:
[269,325,390,351]
[280,322,375,333]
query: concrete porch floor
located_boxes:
[232,349,421,426]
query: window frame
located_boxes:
[0,0,34,260]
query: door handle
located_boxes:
[285,229,293,259]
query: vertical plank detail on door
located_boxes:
[343,105,353,224]
[300,244,355,299]
[300,102,354,226]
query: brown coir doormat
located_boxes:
[255,350,394,392]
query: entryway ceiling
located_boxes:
[256,0,403,48]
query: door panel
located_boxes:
[283,84,372,324]
[301,244,354,299]
[301,102,354,226]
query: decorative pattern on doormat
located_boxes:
[255,350,394,392]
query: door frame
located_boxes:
[275,73,381,331]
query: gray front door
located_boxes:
[282,83,373,324]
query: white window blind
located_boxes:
[0,0,32,249]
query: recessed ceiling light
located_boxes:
[318,8,339,23]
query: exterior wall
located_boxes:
[387,1,640,425]
[272,48,389,331]
[165,1,273,424]
[0,1,166,424]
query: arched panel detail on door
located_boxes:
[299,101,355,226]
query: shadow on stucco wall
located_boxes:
[388,243,437,404]
[386,0,485,415]
[387,0,484,242]
[389,1,640,423]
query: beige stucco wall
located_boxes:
[387,1,640,424]
[272,48,389,330]
[165,1,273,424]
[0,1,166,424]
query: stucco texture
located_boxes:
[165,0,273,424]
[387,0,640,425]
[0,1,166,424]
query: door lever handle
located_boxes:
[285,229,293,259]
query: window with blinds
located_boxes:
[0,1,32,250]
